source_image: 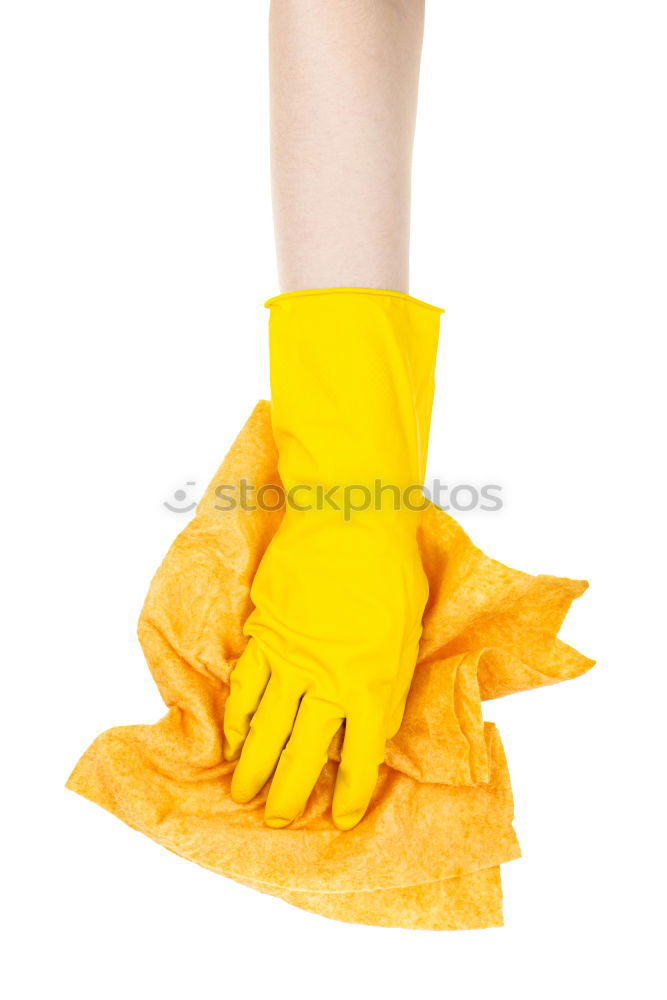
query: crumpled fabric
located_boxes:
[67,402,594,930]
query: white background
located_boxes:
[2,1,665,997]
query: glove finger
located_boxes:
[223,640,270,761]
[230,674,302,804]
[264,697,342,828]
[332,713,386,831]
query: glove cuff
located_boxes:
[266,288,442,494]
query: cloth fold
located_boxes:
[67,402,593,929]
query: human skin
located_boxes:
[269,0,425,294]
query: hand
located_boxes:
[223,506,428,830]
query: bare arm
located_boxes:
[269,0,425,294]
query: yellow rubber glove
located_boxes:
[223,289,441,829]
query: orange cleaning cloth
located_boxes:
[67,402,593,930]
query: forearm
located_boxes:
[269,0,425,294]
